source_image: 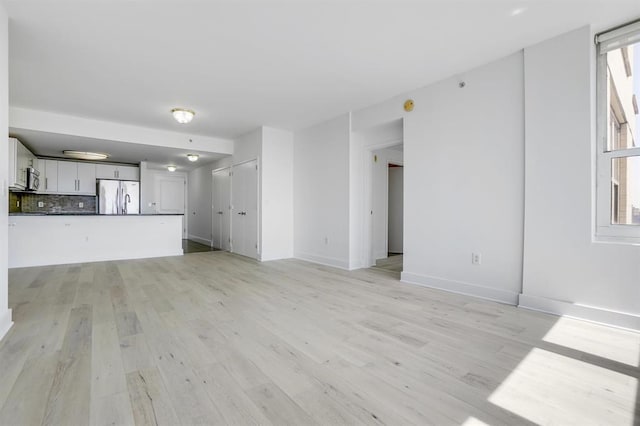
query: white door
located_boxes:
[231,160,258,259]
[212,168,231,250]
[155,174,187,238]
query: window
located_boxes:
[596,20,640,241]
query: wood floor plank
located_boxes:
[90,391,135,426]
[126,368,180,426]
[197,362,272,425]
[41,304,92,426]
[246,381,317,426]
[0,352,59,426]
[92,322,128,398]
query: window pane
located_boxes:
[611,156,640,225]
[606,43,639,151]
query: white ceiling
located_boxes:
[7,0,640,142]
[9,128,227,172]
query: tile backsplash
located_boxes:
[10,192,97,214]
[9,192,20,213]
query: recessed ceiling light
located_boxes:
[187,154,199,162]
[63,150,109,160]
[171,108,195,124]
[167,165,177,172]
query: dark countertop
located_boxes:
[9,213,184,216]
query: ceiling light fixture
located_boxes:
[171,108,195,124]
[63,150,109,160]
[187,154,199,162]
[167,165,177,172]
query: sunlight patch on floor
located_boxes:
[488,348,637,425]
[542,316,640,367]
[461,417,491,426]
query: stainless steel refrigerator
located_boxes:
[97,179,140,215]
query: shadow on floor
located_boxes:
[372,253,403,273]
[182,239,220,254]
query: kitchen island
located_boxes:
[8,214,183,268]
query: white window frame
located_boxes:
[595,20,640,242]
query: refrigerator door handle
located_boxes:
[116,185,121,215]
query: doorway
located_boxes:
[379,163,403,272]
[154,173,187,238]
[212,167,231,251]
[368,143,403,273]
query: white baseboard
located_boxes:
[187,235,212,246]
[401,271,519,305]
[0,309,13,342]
[294,252,350,270]
[518,294,640,331]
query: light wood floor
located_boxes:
[2,252,639,425]
[373,255,403,274]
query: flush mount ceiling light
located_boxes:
[167,165,177,172]
[63,150,109,160]
[171,108,195,124]
[187,154,199,162]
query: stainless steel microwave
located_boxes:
[26,167,40,191]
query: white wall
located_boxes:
[261,127,294,261]
[353,53,525,304]
[388,166,403,254]
[187,164,214,245]
[139,161,155,214]
[294,114,351,269]
[520,26,640,329]
[0,0,11,340]
[233,128,261,165]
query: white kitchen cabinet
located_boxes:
[117,165,139,181]
[57,161,96,195]
[96,164,139,180]
[77,163,96,194]
[39,159,59,193]
[8,137,35,190]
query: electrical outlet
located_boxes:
[324,236,329,245]
[79,202,84,208]
[472,252,482,265]
[38,201,44,208]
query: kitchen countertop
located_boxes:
[9,212,184,216]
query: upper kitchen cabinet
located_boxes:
[8,137,36,190]
[37,159,59,193]
[58,161,97,195]
[96,164,139,181]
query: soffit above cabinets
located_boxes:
[9,128,228,171]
